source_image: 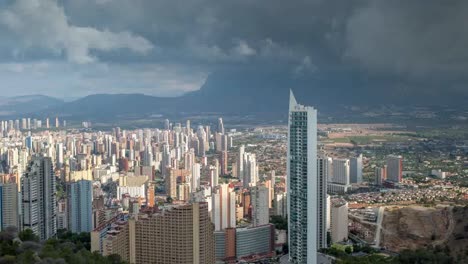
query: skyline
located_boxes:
[0,97,465,263]
[0,1,466,263]
[0,0,467,103]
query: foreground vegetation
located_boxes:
[0,228,126,264]
[321,243,467,264]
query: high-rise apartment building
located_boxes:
[237,145,245,180]
[0,183,19,230]
[212,184,236,231]
[57,200,67,230]
[22,157,57,240]
[328,159,351,194]
[103,203,215,264]
[387,155,403,183]
[330,199,348,243]
[56,143,64,169]
[243,153,258,188]
[68,180,93,233]
[220,151,228,176]
[191,163,201,192]
[375,165,387,185]
[332,159,350,185]
[166,169,178,199]
[251,186,269,227]
[217,118,225,135]
[350,154,363,184]
[288,91,326,264]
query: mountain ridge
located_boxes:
[3,69,468,121]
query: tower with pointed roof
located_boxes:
[287,90,326,264]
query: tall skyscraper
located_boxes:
[330,199,348,243]
[0,183,19,230]
[212,184,236,231]
[328,159,351,193]
[142,145,153,167]
[350,154,363,184]
[243,153,258,188]
[251,186,269,227]
[68,180,93,233]
[186,119,191,133]
[22,157,57,240]
[184,148,195,171]
[220,151,228,176]
[332,159,350,185]
[56,143,64,169]
[191,163,201,192]
[387,155,403,183]
[217,118,225,134]
[164,119,170,130]
[375,165,387,185]
[288,91,326,264]
[210,166,218,187]
[166,169,178,199]
[25,136,32,150]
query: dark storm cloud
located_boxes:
[345,1,468,78]
[0,0,467,97]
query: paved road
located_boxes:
[374,206,385,247]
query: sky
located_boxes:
[0,0,467,99]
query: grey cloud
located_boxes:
[0,0,153,64]
[293,56,317,78]
[0,0,467,98]
[345,1,468,78]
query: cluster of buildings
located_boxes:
[321,153,404,194]
[0,92,368,264]
[374,155,404,186]
[0,112,289,263]
[348,185,468,205]
[0,117,63,133]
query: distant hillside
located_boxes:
[47,93,174,119]
[0,95,63,117]
[18,68,468,122]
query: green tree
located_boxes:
[18,229,39,242]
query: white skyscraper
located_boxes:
[191,163,201,192]
[142,145,153,167]
[212,184,236,231]
[210,166,218,187]
[328,159,351,194]
[350,154,363,184]
[332,159,350,184]
[243,153,258,188]
[56,143,64,169]
[288,90,326,264]
[237,145,245,180]
[330,199,348,243]
[217,118,225,135]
